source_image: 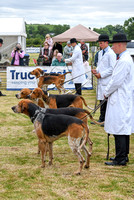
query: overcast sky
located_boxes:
[0,0,134,29]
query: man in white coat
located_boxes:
[104,33,134,166]
[92,34,116,123]
[65,38,86,95]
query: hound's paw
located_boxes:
[74,171,81,175]
[84,164,89,169]
[49,161,53,166]
[41,164,45,168]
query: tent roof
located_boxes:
[53,24,99,42]
[0,18,27,37]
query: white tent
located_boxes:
[0,18,27,59]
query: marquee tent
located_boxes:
[53,24,99,42]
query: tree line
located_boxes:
[26,17,134,47]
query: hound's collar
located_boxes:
[31,108,46,123]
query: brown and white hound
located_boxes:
[12,99,92,175]
[28,87,93,109]
[30,68,71,94]
[15,88,32,99]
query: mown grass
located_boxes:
[0,90,134,200]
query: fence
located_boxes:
[0,69,6,90]
[1,66,94,90]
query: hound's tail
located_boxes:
[84,109,104,125]
[80,96,94,110]
[80,122,89,148]
[63,72,71,77]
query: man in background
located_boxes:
[65,38,86,95]
[63,41,73,59]
[80,40,89,61]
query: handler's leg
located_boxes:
[99,100,107,122]
[105,135,127,166]
[75,83,81,95]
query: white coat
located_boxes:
[104,51,134,135]
[65,45,86,84]
[96,46,116,100]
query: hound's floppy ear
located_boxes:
[35,72,38,76]
[20,102,26,113]
[37,88,44,96]
[38,68,44,75]
[40,69,44,75]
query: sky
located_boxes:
[0,0,134,29]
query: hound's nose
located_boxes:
[27,95,31,99]
[11,106,16,111]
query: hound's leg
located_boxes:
[39,140,46,168]
[82,145,91,169]
[37,140,40,154]
[55,83,61,94]
[68,136,85,175]
[45,142,49,157]
[87,137,93,154]
[48,142,53,165]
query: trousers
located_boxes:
[75,83,82,95]
[99,100,107,122]
[114,135,130,163]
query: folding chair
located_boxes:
[33,58,37,66]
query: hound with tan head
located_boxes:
[12,99,91,175]
[30,68,71,93]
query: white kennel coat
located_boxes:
[104,50,134,135]
[65,45,86,84]
[96,46,116,100]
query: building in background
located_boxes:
[0,18,27,65]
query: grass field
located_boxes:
[0,90,134,200]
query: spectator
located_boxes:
[52,49,59,62]
[51,53,66,66]
[63,41,73,59]
[11,43,25,66]
[104,33,134,166]
[65,38,86,95]
[80,40,89,61]
[52,42,63,54]
[91,34,116,123]
[0,38,6,96]
[44,34,53,52]
[38,42,52,66]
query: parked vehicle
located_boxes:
[127,40,134,61]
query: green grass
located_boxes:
[0,90,134,200]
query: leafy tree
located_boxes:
[26,24,70,46]
[114,25,124,34]
[124,17,134,39]
[93,24,124,39]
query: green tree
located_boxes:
[124,17,134,39]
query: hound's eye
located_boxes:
[21,92,24,95]
[33,92,35,94]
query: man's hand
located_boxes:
[91,69,97,74]
[95,73,101,79]
[104,95,108,99]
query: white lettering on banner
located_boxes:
[6,66,92,90]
